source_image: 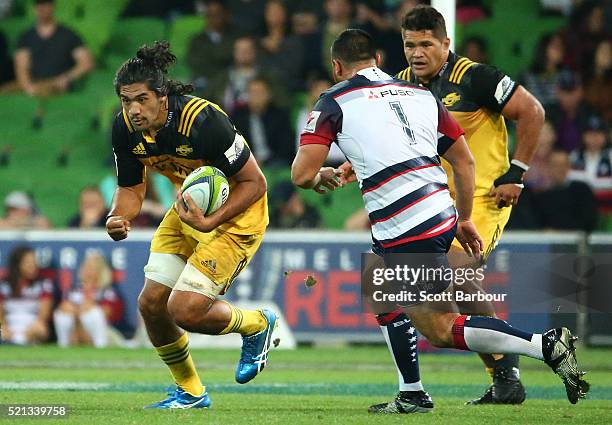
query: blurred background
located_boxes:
[0,0,610,348]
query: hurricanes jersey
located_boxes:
[111,95,268,234]
[397,51,518,197]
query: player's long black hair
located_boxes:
[114,40,193,96]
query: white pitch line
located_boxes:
[0,382,113,390]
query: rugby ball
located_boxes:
[180,166,230,215]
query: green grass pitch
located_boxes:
[0,345,610,424]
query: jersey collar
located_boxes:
[356,66,392,81]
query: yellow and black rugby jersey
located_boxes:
[397,52,518,197]
[111,95,268,234]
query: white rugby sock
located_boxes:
[79,307,109,348]
[452,315,544,360]
[53,310,75,347]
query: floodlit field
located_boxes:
[0,345,610,424]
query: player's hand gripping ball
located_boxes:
[180,166,230,215]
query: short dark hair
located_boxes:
[114,41,193,97]
[331,29,377,65]
[401,5,447,40]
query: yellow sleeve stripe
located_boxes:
[455,61,475,84]
[208,101,227,116]
[449,58,469,82]
[184,100,210,137]
[178,97,203,134]
[397,67,410,81]
[450,58,474,84]
[122,109,134,133]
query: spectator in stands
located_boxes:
[354,0,404,74]
[547,71,595,152]
[259,0,304,91]
[227,0,267,34]
[0,29,14,88]
[0,246,53,345]
[583,39,612,123]
[459,35,489,63]
[569,115,612,217]
[561,2,607,73]
[292,8,326,79]
[207,36,286,113]
[294,75,345,166]
[0,191,51,230]
[231,77,294,166]
[268,180,321,228]
[187,0,237,95]
[520,33,566,109]
[535,150,598,232]
[67,186,108,229]
[121,0,194,19]
[321,0,354,75]
[53,252,125,348]
[13,0,94,128]
[456,0,488,23]
[525,120,557,192]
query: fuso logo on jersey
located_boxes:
[368,87,415,99]
[442,92,461,107]
[304,111,321,133]
[224,134,245,164]
[494,75,515,105]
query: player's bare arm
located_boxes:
[106,183,146,241]
[178,153,266,232]
[442,135,482,258]
[490,86,545,208]
[291,144,343,194]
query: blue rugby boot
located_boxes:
[235,309,278,384]
[144,386,211,409]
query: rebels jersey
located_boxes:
[398,52,518,197]
[300,67,464,248]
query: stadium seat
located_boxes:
[0,17,34,53]
[107,17,167,58]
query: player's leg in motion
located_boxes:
[407,301,590,405]
[367,309,433,414]
[138,268,211,410]
[450,246,524,405]
[451,198,525,404]
[165,229,278,386]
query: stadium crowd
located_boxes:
[0,0,610,345]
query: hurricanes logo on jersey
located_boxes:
[442,92,461,107]
[132,142,146,155]
[176,145,193,156]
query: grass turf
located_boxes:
[0,345,610,424]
